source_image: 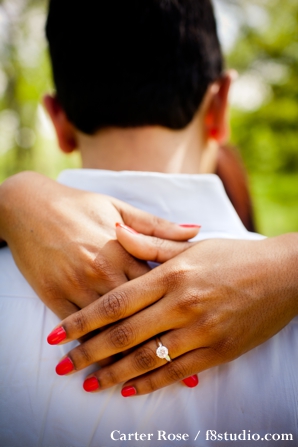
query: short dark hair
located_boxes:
[46,0,223,134]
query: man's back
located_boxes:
[1,169,297,447]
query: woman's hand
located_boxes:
[47,229,298,395]
[0,171,199,319]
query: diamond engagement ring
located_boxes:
[156,338,172,362]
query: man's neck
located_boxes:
[76,111,217,174]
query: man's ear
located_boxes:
[204,70,236,144]
[43,94,77,153]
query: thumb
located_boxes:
[114,199,201,241]
[115,223,195,263]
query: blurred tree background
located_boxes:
[0,0,80,181]
[0,0,297,236]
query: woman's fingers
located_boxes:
[82,328,200,392]
[54,312,167,375]
[122,252,152,280]
[48,268,167,344]
[115,199,201,241]
[83,340,168,391]
[120,348,220,396]
[115,223,195,263]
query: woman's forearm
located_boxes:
[0,171,45,245]
[0,174,18,245]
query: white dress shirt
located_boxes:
[0,169,297,447]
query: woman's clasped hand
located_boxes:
[47,225,298,396]
[0,172,198,320]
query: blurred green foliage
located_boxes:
[227,0,298,236]
[0,0,297,236]
[226,0,298,235]
[228,0,298,173]
[0,0,80,182]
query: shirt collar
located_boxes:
[58,169,249,238]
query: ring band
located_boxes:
[156,337,172,362]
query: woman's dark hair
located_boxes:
[46,0,223,134]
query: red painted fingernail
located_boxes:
[47,326,67,345]
[179,224,201,228]
[115,222,139,234]
[83,377,100,392]
[182,375,199,388]
[121,386,137,397]
[56,357,74,375]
